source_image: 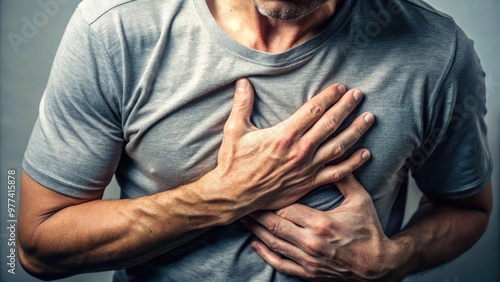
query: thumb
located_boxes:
[334,173,366,199]
[227,78,255,127]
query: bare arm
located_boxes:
[389,181,493,278]
[243,176,492,281]
[18,171,219,280]
[18,79,374,280]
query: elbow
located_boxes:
[18,245,43,280]
[18,244,48,281]
[18,239,69,281]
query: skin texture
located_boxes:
[242,180,492,281]
[19,1,493,280]
[18,79,374,280]
[207,1,493,281]
[206,0,338,53]
[253,0,330,20]
[243,179,492,281]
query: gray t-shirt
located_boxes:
[23,0,492,281]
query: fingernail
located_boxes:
[236,79,248,92]
[338,84,346,94]
[353,90,363,102]
[362,150,371,160]
[251,242,260,251]
[364,113,375,125]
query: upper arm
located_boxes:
[22,7,123,199]
[412,24,492,200]
[421,180,492,216]
[18,170,102,253]
[18,8,124,277]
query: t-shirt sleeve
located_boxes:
[22,7,123,199]
[412,25,492,199]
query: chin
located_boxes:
[253,0,329,21]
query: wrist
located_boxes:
[382,236,416,281]
[186,169,245,225]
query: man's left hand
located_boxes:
[241,174,401,281]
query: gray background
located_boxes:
[0,0,498,281]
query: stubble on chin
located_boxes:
[252,0,329,21]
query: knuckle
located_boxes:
[271,134,294,153]
[331,170,345,182]
[275,208,287,218]
[331,142,345,159]
[307,102,323,116]
[313,219,332,236]
[327,86,340,102]
[276,136,292,148]
[269,240,282,253]
[323,114,339,131]
[344,98,355,112]
[266,218,282,235]
[233,97,249,109]
[284,141,311,165]
[355,124,365,137]
[294,143,311,161]
[303,239,323,256]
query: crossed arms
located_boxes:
[18,79,492,281]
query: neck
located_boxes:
[207,0,339,53]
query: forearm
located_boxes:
[19,80,371,280]
[19,175,236,280]
[388,187,492,279]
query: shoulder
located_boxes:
[67,0,192,62]
[76,0,186,26]
[351,0,459,47]
[77,0,136,24]
[399,0,452,20]
[349,0,470,80]
[393,1,482,85]
[396,0,459,44]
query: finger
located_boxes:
[281,83,346,137]
[251,241,309,279]
[334,173,368,198]
[314,149,371,187]
[242,216,306,259]
[224,78,256,133]
[313,112,375,165]
[302,88,364,148]
[274,204,323,229]
[246,211,306,247]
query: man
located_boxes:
[19,0,492,281]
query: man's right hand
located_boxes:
[199,78,375,218]
[18,78,374,279]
